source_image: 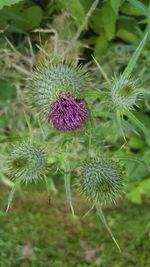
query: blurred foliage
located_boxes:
[0,0,24,10]
[0,0,149,59]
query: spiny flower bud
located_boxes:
[7,143,46,184]
[110,77,140,109]
[31,62,90,131]
[80,158,123,204]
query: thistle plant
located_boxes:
[7,142,46,184]
[2,32,149,253]
[31,62,90,131]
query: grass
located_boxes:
[0,184,150,267]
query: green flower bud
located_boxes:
[110,77,140,109]
[7,143,46,184]
[80,157,124,204]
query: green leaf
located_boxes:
[57,0,70,8]
[5,180,20,213]
[121,2,144,16]
[128,133,145,149]
[122,32,148,79]
[95,203,121,252]
[102,3,117,40]
[127,178,150,203]
[63,160,74,216]
[0,0,23,10]
[24,112,33,140]
[123,149,150,181]
[117,16,138,43]
[110,0,124,15]
[19,5,43,31]
[124,109,150,137]
[116,109,126,141]
[0,115,9,135]
[78,91,107,99]
[116,29,138,43]
[55,0,86,28]
[92,55,110,83]
[94,33,108,61]
[127,0,148,16]
[44,176,57,195]
[0,80,16,99]
[1,176,14,187]
[0,136,28,143]
[90,9,103,34]
[80,0,93,12]
[134,112,150,131]
[70,0,85,27]
[133,112,150,146]
[127,188,142,203]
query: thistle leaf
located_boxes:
[63,160,74,216]
[127,0,148,16]
[122,32,148,79]
[124,109,150,137]
[0,136,28,143]
[92,56,110,83]
[6,180,20,213]
[95,203,121,252]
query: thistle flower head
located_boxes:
[7,143,46,184]
[80,158,124,204]
[110,77,140,109]
[48,95,88,131]
[31,62,90,130]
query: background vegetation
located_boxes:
[0,0,150,266]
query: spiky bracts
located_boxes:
[7,143,46,184]
[31,62,90,131]
[80,158,123,204]
[110,77,140,109]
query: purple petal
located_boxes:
[48,95,88,131]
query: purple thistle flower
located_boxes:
[48,95,88,131]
